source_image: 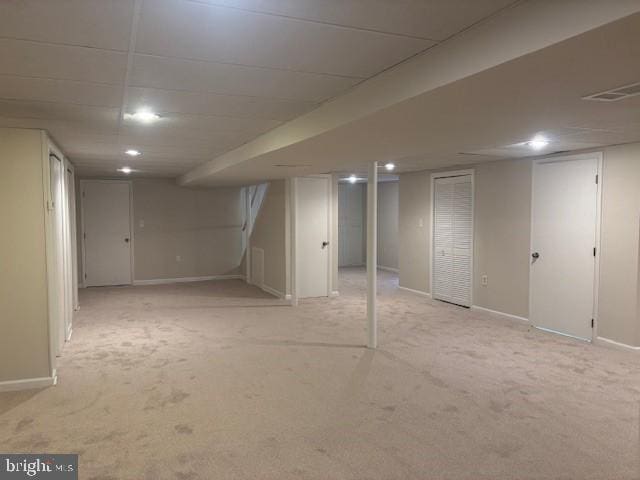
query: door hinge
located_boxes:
[84,273,87,279]
[595,174,598,184]
[591,318,595,329]
[593,247,596,257]
[83,232,86,240]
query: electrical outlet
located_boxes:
[176,255,181,262]
[481,275,488,286]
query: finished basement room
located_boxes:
[1,1,640,479]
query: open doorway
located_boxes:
[337,175,399,290]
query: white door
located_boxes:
[432,174,473,307]
[49,155,66,355]
[530,157,599,340]
[338,183,364,266]
[296,176,330,298]
[83,181,132,287]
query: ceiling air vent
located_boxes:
[583,81,640,102]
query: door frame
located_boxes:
[429,169,475,306]
[528,152,603,342]
[292,174,333,299]
[79,179,135,287]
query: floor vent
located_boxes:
[583,81,640,102]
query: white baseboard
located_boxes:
[133,274,244,286]
[594,336,640,352]
[470,305,529,324]
[260,283,284,299]
[378,265,399,273]
[284,294,292,301]
[330,290,340,297]
[397,286,431,297]
[0,372,57,392]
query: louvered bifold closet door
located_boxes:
[433,175,473,307]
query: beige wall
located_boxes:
[0,128,51,382]
[250,180,287,295]
[598,143,640,345]
[398,143,640,346]
[474,160,531,318]
[132,179,244,281]
[399,170,431,293]
[378,181,399,270]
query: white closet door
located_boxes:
[432,175,473,307]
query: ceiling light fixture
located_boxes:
[124,109,161,124]
[526,135,549,150]
[385,163,395,171]
[125,149,141,157]
[348,175,358,184]
[118,167,133,174]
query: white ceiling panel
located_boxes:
[0,75,122,108]
[130,54,360,101]
[0,0,134,51]
[0,39,127,84]
[0,100,119,131]
[123,111,281,135]
[136,0,433,78]
[126,87,316,121]
[119,123,256,149]
[203,0,516,41]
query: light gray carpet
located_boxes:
[1,268,639,479]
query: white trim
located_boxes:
[594,337,640,352]
[398,286,432,298]
[430,169,475,307]
[528,151,603,342]
[0,373,57,393]
[470,305,529,324]
[330,290,340,297]
[133,275,243,286]
[378,265,399,273]
[261,283,284,299]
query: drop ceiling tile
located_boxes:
[123,111,281,135]
[126,87,316,121]
[0,75,122,107]
[0,39,128,84]
[0,0,134,51]
[120,123,255,150]
[136,0,433,78]
[0,100,119,132]
[130,54,360,102]
[202,0,516,41]
[60,136,223,160]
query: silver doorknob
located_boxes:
[531,252,539,259]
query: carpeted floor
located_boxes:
[1,267,639,479]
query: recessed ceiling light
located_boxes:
[118,167,133,174]
[124,109,160,123]
[348,175,358,184]
[384,163,395,171]
[125,149,141,157]
[526,135,550,150]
